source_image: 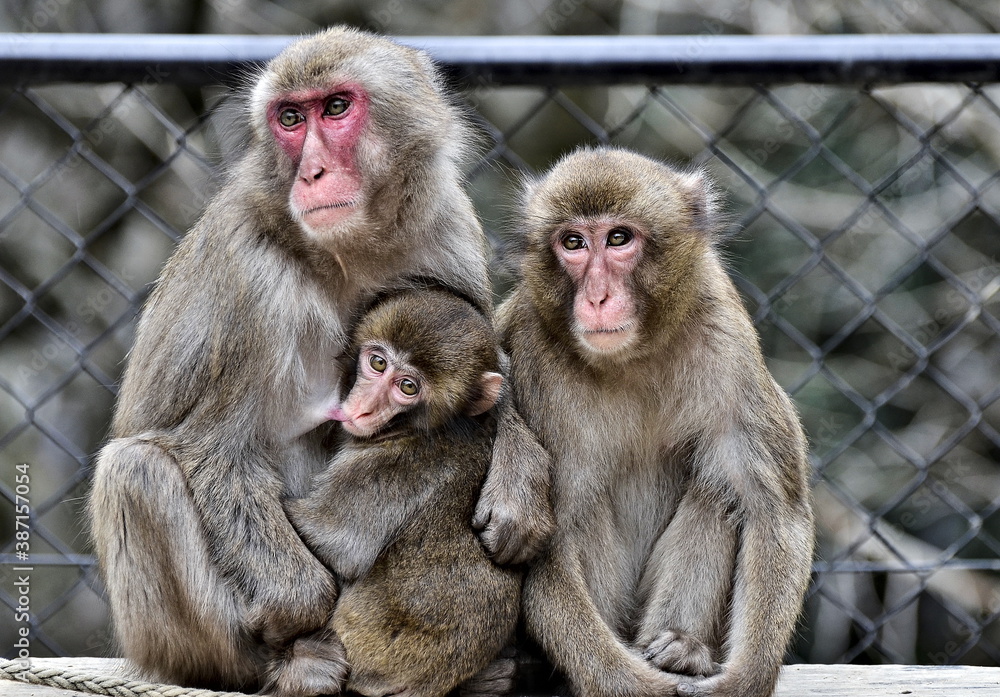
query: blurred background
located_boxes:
[1,0,999,670]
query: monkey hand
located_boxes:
[475,410,555,565]
[473,482,555,565]
[247,555,339,648]
[641,630,721,677]
[266,629,349,697]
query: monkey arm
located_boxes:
[287,449,439,583]
[188,450,338,647]
[474,353,556,565]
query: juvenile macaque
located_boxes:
[89,27,548,696]
[500,147,814,697]
[288,288,520,697]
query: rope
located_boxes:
[0,659,254,697]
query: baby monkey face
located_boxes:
[332,344,424,437]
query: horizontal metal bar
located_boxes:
[813,559,1000,573]
[0,33,293,85]
[1,33,1000,86]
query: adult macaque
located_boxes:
[500,147,814,697]
[287,288,520,697]
[89,27,549,696]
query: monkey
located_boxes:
[285,287,520,697]
[88,27,550,697]
[498,147,815,697]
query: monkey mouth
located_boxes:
[578,322,637,353]
[585,326,630,335]
[298,199,359,231]
[305,200,356,215]
[583,320,636,337]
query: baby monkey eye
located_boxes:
[399,378,419,396]
[369,354,387,373]
[562,234,586,251]
[607,228,633,247]
[278,108,305,128]
[324,97,350,117]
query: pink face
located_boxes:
[552,220,643,354]
[329,346,422,438]
[267,84,370,232]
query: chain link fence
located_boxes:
[1,34,999,667]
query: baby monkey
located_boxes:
[288,288,520,697]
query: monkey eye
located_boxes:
[369,354,387,373]
[398,378,419,396]
[561,234,586,251]
[278,108,305,129]
[607,228,633,247]
[323,97,351,117]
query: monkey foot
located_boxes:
[675,672,730,697]
[458,649,517,697]
[268,631,349,697]
[641,630,720,677]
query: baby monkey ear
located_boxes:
[466,372,504,416]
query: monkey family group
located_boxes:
[89,26,813,697]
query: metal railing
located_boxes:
[1,33,999,666]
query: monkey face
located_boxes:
[335,344,424,438]
[248,27,459,256]
[521,147,717,366]
[550,220,643,355]
[265,84,371,236]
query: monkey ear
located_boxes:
[466,372,504,416]
[675,168,717,231]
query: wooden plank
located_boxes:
[2,659,1000,696]
[774,664,1000,695]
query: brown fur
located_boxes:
[288,289,520,697]
[89,27,546,696]
[501,147,814,697]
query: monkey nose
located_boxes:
[299,165,324,182]
[587,291,609,307]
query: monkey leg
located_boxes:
[523,550,681,697]
[336,578,517,697]
[636,481,813,697]
[90,437,260,689]
[673,503,814,697]
[634,486,737,677]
